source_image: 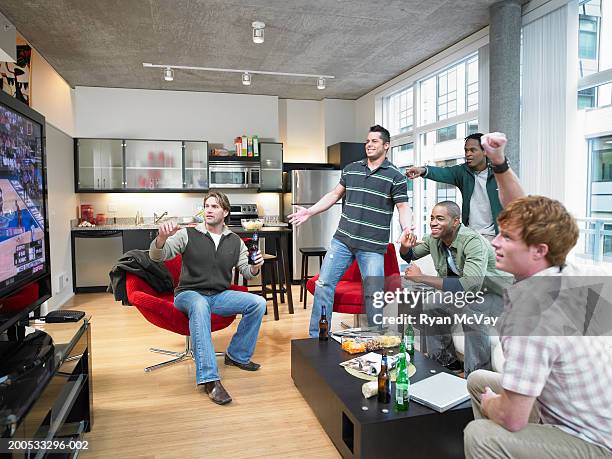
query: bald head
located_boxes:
[433,201,461,221]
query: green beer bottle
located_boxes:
[404,323,415,363]
[394,342,410,411]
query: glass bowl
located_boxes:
[241,218,264,231]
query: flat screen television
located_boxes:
[0,90,51,334]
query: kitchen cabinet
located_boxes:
[328,142,365,169]
[125,140,183,190]
[122,229,158,252]
[259,142,283,191]
[75,138,124,191]
[72,230,124,293]
[184,141,209,190]
[72,228,159,292]
[74,139,208,192]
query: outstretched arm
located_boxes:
[481,132,525,207]
[288,183,345,226]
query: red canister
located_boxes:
[95,213,107,225]
[80,204,94,224]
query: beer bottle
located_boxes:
[394,342,410,411]
[318,305,329,341]
[378,352,391,403]
[248,232,259,265]
[404,323,415,363]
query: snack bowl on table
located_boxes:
[241,218,264,231]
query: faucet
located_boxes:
[154,211,168,224]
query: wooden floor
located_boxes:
[63,287,343,459]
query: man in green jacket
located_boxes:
[406,133,502,239]
[399,201,512,376]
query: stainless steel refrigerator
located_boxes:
[290,169,342,281]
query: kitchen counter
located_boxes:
[71,222,291,232]
[70,220,294,314]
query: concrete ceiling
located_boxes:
[1,0,509,100]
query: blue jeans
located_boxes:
[174,289,267,384]
[309,238,385,337]
[423,292,503,376]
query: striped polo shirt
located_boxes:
[334,158,408,253]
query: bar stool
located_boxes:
[299,247,326,309]
[232,254,282,320]
[261,254,281,320]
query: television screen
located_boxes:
[0,92,49,318]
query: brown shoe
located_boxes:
[202,380,232,405]
[224,354,261,371]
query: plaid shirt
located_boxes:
[501,264,612,451]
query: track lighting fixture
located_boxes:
[252,21,265,44]
[144,63,334,88]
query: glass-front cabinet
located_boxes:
[76,139,124,190]
[184,141,209,190]
[259,142,283,191]
[125,140,183,190]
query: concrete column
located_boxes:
[489,0,522,173]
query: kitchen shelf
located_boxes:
[209,155,259,162]
[125,166,182,170]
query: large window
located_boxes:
[387,87,414,136]
[579,16,599,61]
[384,51,480,240]
[466,55,479,112]
[578,0,612,78]
[419,55,477,128]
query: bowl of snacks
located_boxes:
[241,218,264,231]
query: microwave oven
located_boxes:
[209,162,260,189]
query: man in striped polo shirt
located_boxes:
[289,125,412,337]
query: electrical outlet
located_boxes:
[57,272,69,291]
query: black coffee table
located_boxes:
[291,338,473,459]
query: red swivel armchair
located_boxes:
[126,254,247,372]
[306,243,401,326]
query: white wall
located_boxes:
[323,99,358,147]
[74,87,279,149]
[279,99,324,163]
[45,124,77,310]
[30,48,75,136]
[355,92,375,140]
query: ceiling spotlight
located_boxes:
[317,77,326,90]
[242,72,252,86]
[163,67,174,81]
[252,21,265,44]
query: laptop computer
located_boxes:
[410,372,470,412]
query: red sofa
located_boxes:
[305,243,401,315]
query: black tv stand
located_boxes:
[1,317,93,458]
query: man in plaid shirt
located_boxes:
[463,196,612,458]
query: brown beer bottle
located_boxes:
[319,305,329,341]
[378,352,391,403]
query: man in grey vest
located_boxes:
[150,191,266,405]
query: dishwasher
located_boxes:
[72,230,124,293]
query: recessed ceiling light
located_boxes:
[163,67,174,81]
[252,21,265,44]
[317,77,326,90]
[242,72,252,86]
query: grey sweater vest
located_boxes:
[176,227,241,296]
